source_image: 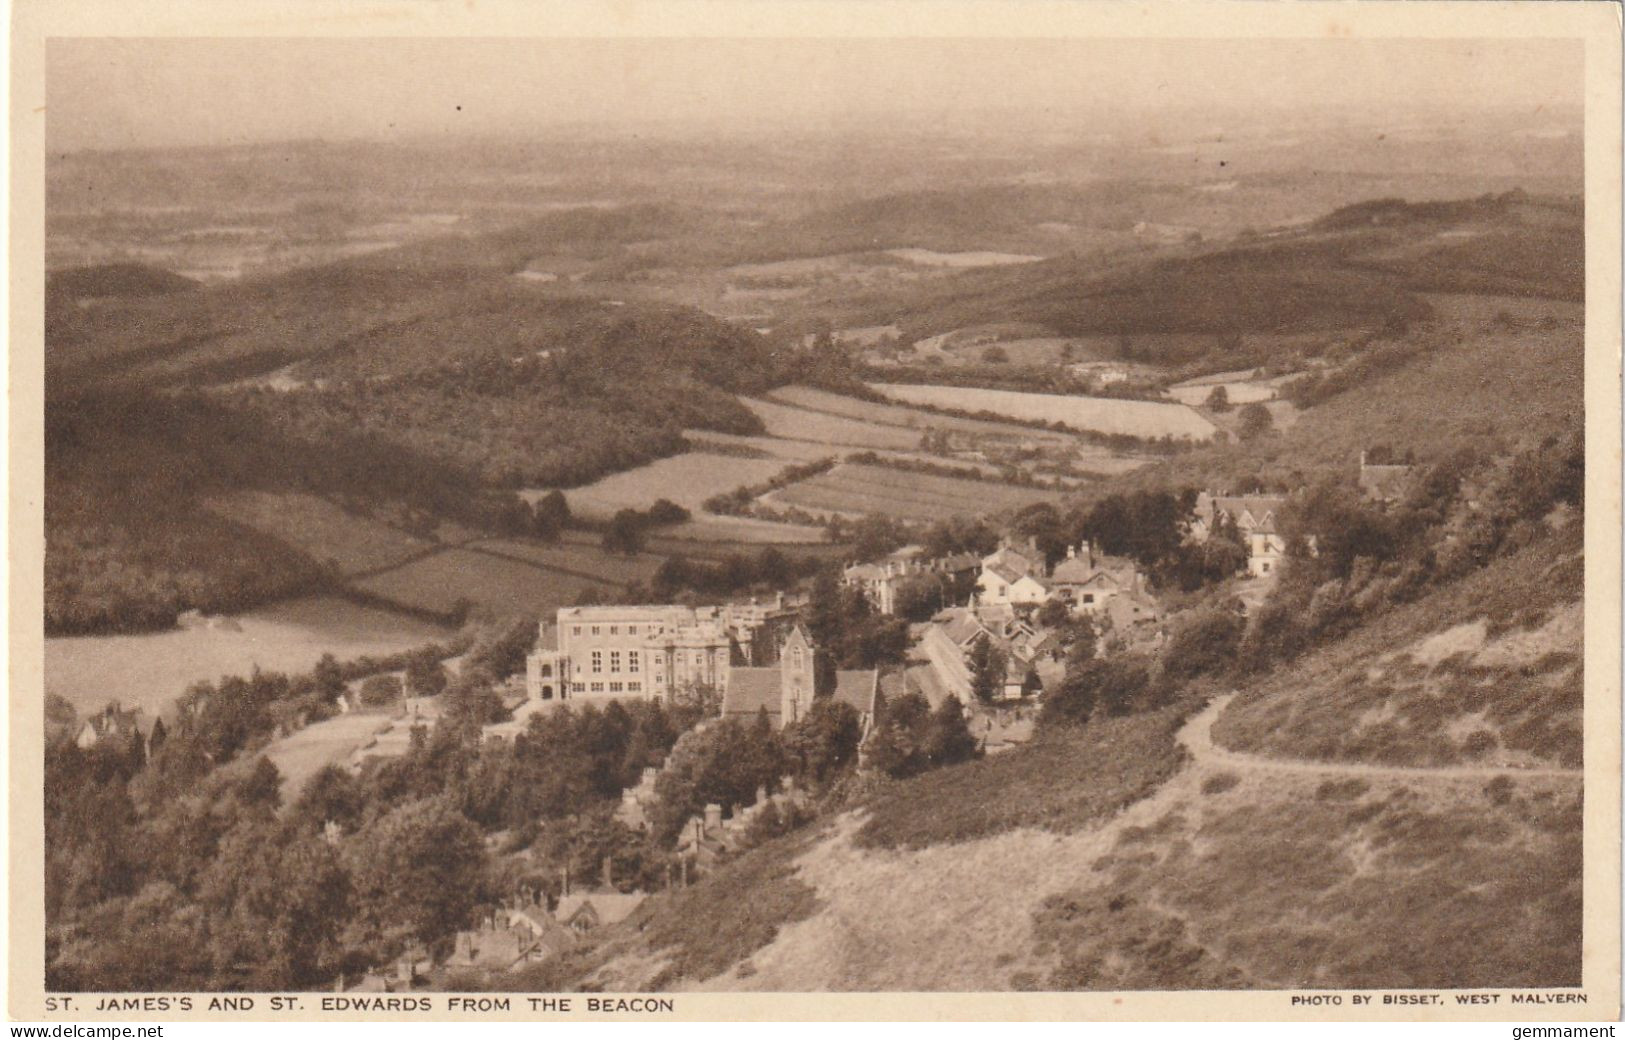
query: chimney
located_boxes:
[1066,544,1075,559]
[1359,450,1367,470]
[755,784,768,807]
[602,856,614,892]
[561,865,570,897]
[704,803,723,832]
[395,957,415,986]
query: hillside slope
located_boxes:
[532,524,1582,992]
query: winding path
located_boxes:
[1179,694,1583,783]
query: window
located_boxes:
[572,626,582,637]
[591,682,604,693]
[609,625,618,635]
[628,651,640,673]
[539,663,552,677]
[591,625,601,636]
[793,647,803,671]
[609,682,624,693]
[628,682,642,692]
[610,650,621,672]
[628,625,638,635]
[1083,593,1095,604]
[572,682,585,693]
[591,651,603,674]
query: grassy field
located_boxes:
[44,594,449,719]
[764,462,1060,521]
[766,385,1077,444]
[351,548,606,617]
[1212,525,1584,770]
[871,383,1217,440]
[257,710,397,806]
[202,491,434,576]
[741,396,925,452]
[525,452,796,520]
[472,538,666,587]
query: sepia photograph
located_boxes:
[10,0,1621,1022]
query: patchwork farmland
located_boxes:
[870,383,1218,440]
[762,461,1060,522]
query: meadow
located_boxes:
[350,547,606,618]
[526,452,797,520]
[741,396,925,452]
[870,383,1217,440]
[765,385,1077,444]
[44,594,449,719]
[203,491,434,575]
[763,462,1059,522]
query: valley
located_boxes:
[39,96,1596,1001]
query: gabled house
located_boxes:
[1191,492,1290,577]
[75,703,145,752]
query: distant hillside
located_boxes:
[850,190,1581,348]
[47,262,199,300]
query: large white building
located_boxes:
[525,602,790,704]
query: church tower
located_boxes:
[779,624,815,726]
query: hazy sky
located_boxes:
[47,37,1583,152]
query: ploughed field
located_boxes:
[761,461,1059,522]
[869,383,1217,440]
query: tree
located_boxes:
[292,764,366,834]
[1237,402,1274,440]
[968,637,1005,705]
[864,691,934,778]
[1161,607,1245,680]
[603,509,647,555]
[645,498,691,526]
[344,797,487,950]
[922,695,979,767]
[785,700,861,785]
[312,654,346,703]
[359,673,403,707]
[1204,385,1232,412]
[1036,598,1072,630]
[404,651,448,699]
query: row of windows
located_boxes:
[589,650,643,674]
[571,623,664,637]
[570,681,645,695]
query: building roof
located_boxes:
[938,552,981,572]
[832,669,879,717]
[1207,495,1286,525]
[555,891,645,929]
[721,665,879,721]
[983,561,1026,585]
[78,704,144,743]
[843,563,888,582]
[721,667,781,720]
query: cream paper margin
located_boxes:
[7,0,1621,1023]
